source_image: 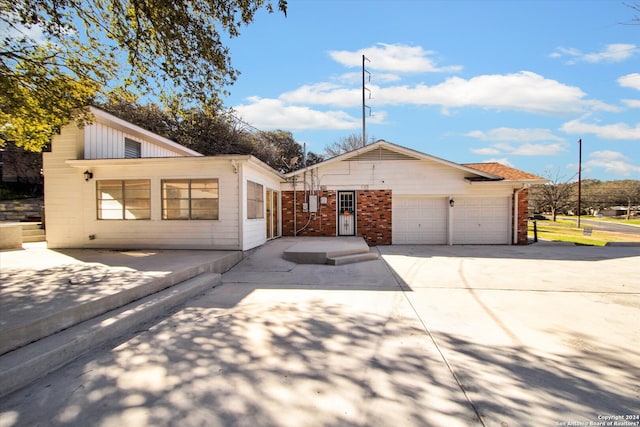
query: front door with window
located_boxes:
[337,191,356,236]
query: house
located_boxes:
[43,108,545,250]
[43,107,283,250]
[280,141,546,245]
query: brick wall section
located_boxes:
[281,189,392,246]
[514,189,529,245]
[0,198,43,221]
[356,190,392,246]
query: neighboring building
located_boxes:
[43,108,545,250]
[43,107,283,250]
[281,141,546,245]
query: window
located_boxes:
[162,179,219,220]
[124,138,141,158]
[97,180,150,220]
[247,180,264,219]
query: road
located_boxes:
[557,216,640,235]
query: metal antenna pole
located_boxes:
[578,138,582,229]
[362,54,370,147]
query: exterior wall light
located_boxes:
[449,198,455,207]
[84,170,93,181]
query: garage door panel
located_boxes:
[453,197,509,244]
[393,197,447,244]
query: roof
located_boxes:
[462,163,546,182]
[286,140,502,180]
[89,106,203,157]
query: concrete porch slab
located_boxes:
[282,236,377,264]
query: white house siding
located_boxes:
[80,157,242,250]
[84,123,184,159]
[242,163,283,250]
[44,120,247,249]
[43,125,89,247]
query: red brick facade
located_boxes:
[281,189,392,246]
[513,188,529,245]
[282,188,528,246]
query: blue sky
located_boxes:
[223,0,640,181]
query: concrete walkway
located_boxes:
[0,239,639,426]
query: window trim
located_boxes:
[96,179,151,220]
[161,178,219,220]
[247,180,264,220]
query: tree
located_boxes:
[1,0,287,151]
[324,133,374,157]
[530,168,576,221]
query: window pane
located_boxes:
[97,181,123,200]
[124,180,150,199]
[191,199,218,219]
[162,181,189,199]
[191,179,218,198]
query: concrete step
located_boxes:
[0,251,242,356]
[0,272,220,399]
[283,237,373,265]
[20,222,45,243]
[326,251,379,265]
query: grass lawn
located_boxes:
[528,219,640,246]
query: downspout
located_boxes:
[237,161,244,250]
[293,175,297,237]
[513,184,527,245]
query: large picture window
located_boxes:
[97,180,150,220]
[162,179,219,220]
[247,180,264,219]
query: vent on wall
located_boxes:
[349,147,418,161]
[124,138,141,158]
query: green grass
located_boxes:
[528,219,640,246]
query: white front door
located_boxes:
[337,191,356,236]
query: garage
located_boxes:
[452,197,510,244]
[392,197,448,244]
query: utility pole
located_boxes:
[577,138,582,229]
[362,54,370,147]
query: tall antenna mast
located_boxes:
[362,54,371,147]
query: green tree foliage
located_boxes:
[1,0,287,151]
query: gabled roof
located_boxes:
[89,106,203,157]
[463,163,546,182]
[286,139,502,180]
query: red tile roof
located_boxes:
[462,162,545,181]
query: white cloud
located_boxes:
[466,127,567,156]
[283,71,605,115]
[551,43,637,64]
[585,151,640,176]
[335,72,401,84]
[618,73,640,91]
[561,118,640,140]
[233,97,387,131]
[622,99,640,108]
[377,71,600,115]
[470,147,501,155]
[329,43,462,73]
[465,127,564,142]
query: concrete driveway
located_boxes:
[0,239,638,427]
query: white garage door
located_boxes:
[393,197,448,244]
[452,197,510,244]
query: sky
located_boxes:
[222,0,640,181]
